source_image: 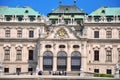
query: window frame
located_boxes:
[17,29,22,38]
[94,31,99,38]
[94,50,99,61]
[106,30,112,38]
[29,30,34,38]
[4,50,10,61]
[106,69,112,74]
[28,50,34,60]
[4,68,9,73]
[106,50,112,62]
[5,29,10,37]
[94,69,99,73]
[16,50,22,61]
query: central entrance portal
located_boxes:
[57,51,67,71]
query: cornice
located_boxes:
[87,39,120,43]
[0,38,37,42]
[84,22,120,26]
[0,22,46,26]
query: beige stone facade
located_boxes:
[0,6,120,76]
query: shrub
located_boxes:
[94,73,114,78]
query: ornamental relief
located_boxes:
[54,29,69,39]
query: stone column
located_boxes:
[67,56,71,71]
[39,56,43,71]
[71,17,72,24]
[53,56,57,71]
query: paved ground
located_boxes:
[0,75,120,80]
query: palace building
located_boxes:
[0,3,120,76]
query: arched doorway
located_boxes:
[57,51,67,71]
[71,51,81,71]
[43,51,53,71]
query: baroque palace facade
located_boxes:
[0,4,120,75]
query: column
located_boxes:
[73,18,75,24]
[53,56,57,71]
[67,56,71,71]
[70,17,72,24]
[39,56,43,71]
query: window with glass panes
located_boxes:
[118,50,120,62]
[16,50,22,61]
[29,30,34,38]
[94,50,99,61]
[4,68,9,73]
[119,31,120,38]
[106,31,112,38]
[94,69,99,73]
[28,68,33,72]
[106,50,112,62]
[17,29,22,38]
[5,29,10,37]
[29,50,33,60]
[94,31,99,38]
[106,69,112,74]
[4,50,10,61]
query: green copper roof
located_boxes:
[0,7,40,16]
[90,7,120,16]
[50,5,85,14]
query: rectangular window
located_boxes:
[106,69,112,74]
[119,31,120,38]
[4,68,9,73]
[118,51,120,62]
[94,31,99,38]
[5,29,10,37]
[17,29,22,38]
[94,69,99,73]
[94,50,99,61]
[4,50,10,61]
[29,30,34,38]
[28,68,33,72]
[16,50,22,61]
[106,31,112,38]
[119,70,120,74]
[29,50,33,60]
[16,68,21,73]
[106,50,112,62]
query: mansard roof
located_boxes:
[50,5,85,14]
[0,6,40,16]
[90,7,120,16]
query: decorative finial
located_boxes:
[74,0,76,5]
[59,0,62,5]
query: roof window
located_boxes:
[101,10,105,14]
[65,8,69,11]
[25,10,29,13]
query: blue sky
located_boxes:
[0,0,120,15]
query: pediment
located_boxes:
[44,26,79,40]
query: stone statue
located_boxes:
[114,64,119,78]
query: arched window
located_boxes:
[57,51,67,71]
[43,51,53,71]
[71,51,81,71]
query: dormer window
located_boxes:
[25,10,29,13]
[101,10,105,14]
[66,8,68,11]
